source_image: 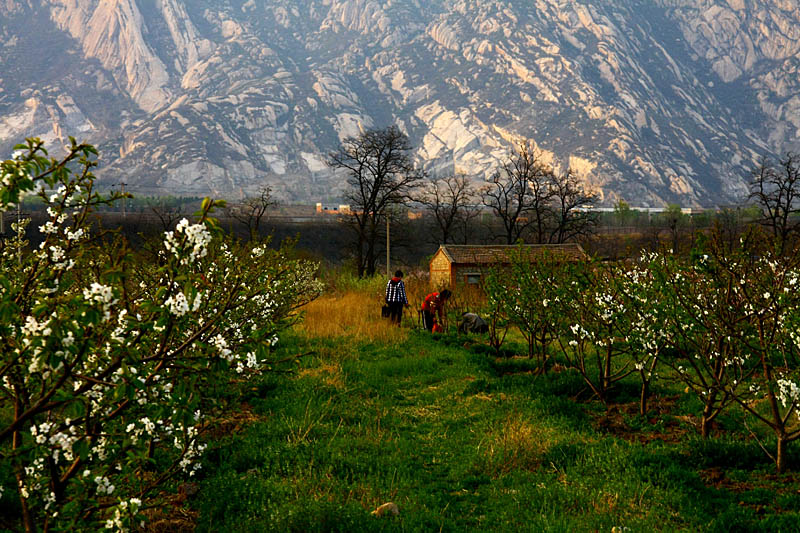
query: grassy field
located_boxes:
[187,285,800,532]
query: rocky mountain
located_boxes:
[1,0,799,206]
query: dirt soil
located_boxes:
[592,395,691,445]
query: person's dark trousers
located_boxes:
[388,302,404,324]
[422,309,434,331]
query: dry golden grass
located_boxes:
[444,284,488,318]
[481,412,559,475]
[593,490,621,514]
[297,362,345,389]
[298,291,411,343]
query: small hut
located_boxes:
[429,243,587,288]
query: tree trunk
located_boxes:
[603,343,612,396]
[701,401,714,438]
[700,416,711,438]
[639,377,649,416]
[539,341,549,375]
[14,396,36,533]
[776,434,787,474]
[356,232,366,278]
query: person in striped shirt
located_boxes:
[385,270,409,325]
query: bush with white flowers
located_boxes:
[0,138,322,531]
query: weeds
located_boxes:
[299,292,410,342]
[282,397,334,445]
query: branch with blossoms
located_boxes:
[708,241,800,473]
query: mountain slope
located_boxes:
[1,0,799,206]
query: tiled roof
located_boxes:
[437,243,587,264]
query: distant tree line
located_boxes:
[326,125,800,277]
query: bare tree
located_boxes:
[228,186,274,240]
[328,125,423,277]
[714,206,757,256]
[482,141,553,244]
[455,201,483,244]
[418,173,480,244]
[148,199,184,232]
[547,168,599,243]
[748,153,800,255]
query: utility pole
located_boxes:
[386,211,390,279]
[120,182,127,218]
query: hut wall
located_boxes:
[430,251,452,288]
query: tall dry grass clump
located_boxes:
[480,412,559,475]
[300,291,410,343]
[443,284,487,318]
[299,268,421,342]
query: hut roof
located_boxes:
[436,243,587,264]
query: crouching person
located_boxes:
[421,289,451,332]
[458,312,489,334]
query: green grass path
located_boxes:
[193,332,800,532]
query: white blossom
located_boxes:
[163,218,212,265]
[776,379,800,409]
[164,292,190,317]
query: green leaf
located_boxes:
[74,439,90,461]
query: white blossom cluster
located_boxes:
[104,498,142,532]
[235,351,260,374]
[164,292,190,317]
[164,290,203,317]
[95,476,115,496]
[212,334,233,361]
[0,156,29,208]
[175,422,207,477]
[82,282,117,321]
[163,218,212,266]
[777,378,800,409]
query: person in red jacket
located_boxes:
[421,289,451,332]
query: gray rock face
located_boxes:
[1,0,799,205]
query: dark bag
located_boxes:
[381,304,390,318]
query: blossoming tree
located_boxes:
[615,256,671,416]
[484,249,567,372]
[559,263,635,405]
[0,138,322,530]
[704,238,800,473]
